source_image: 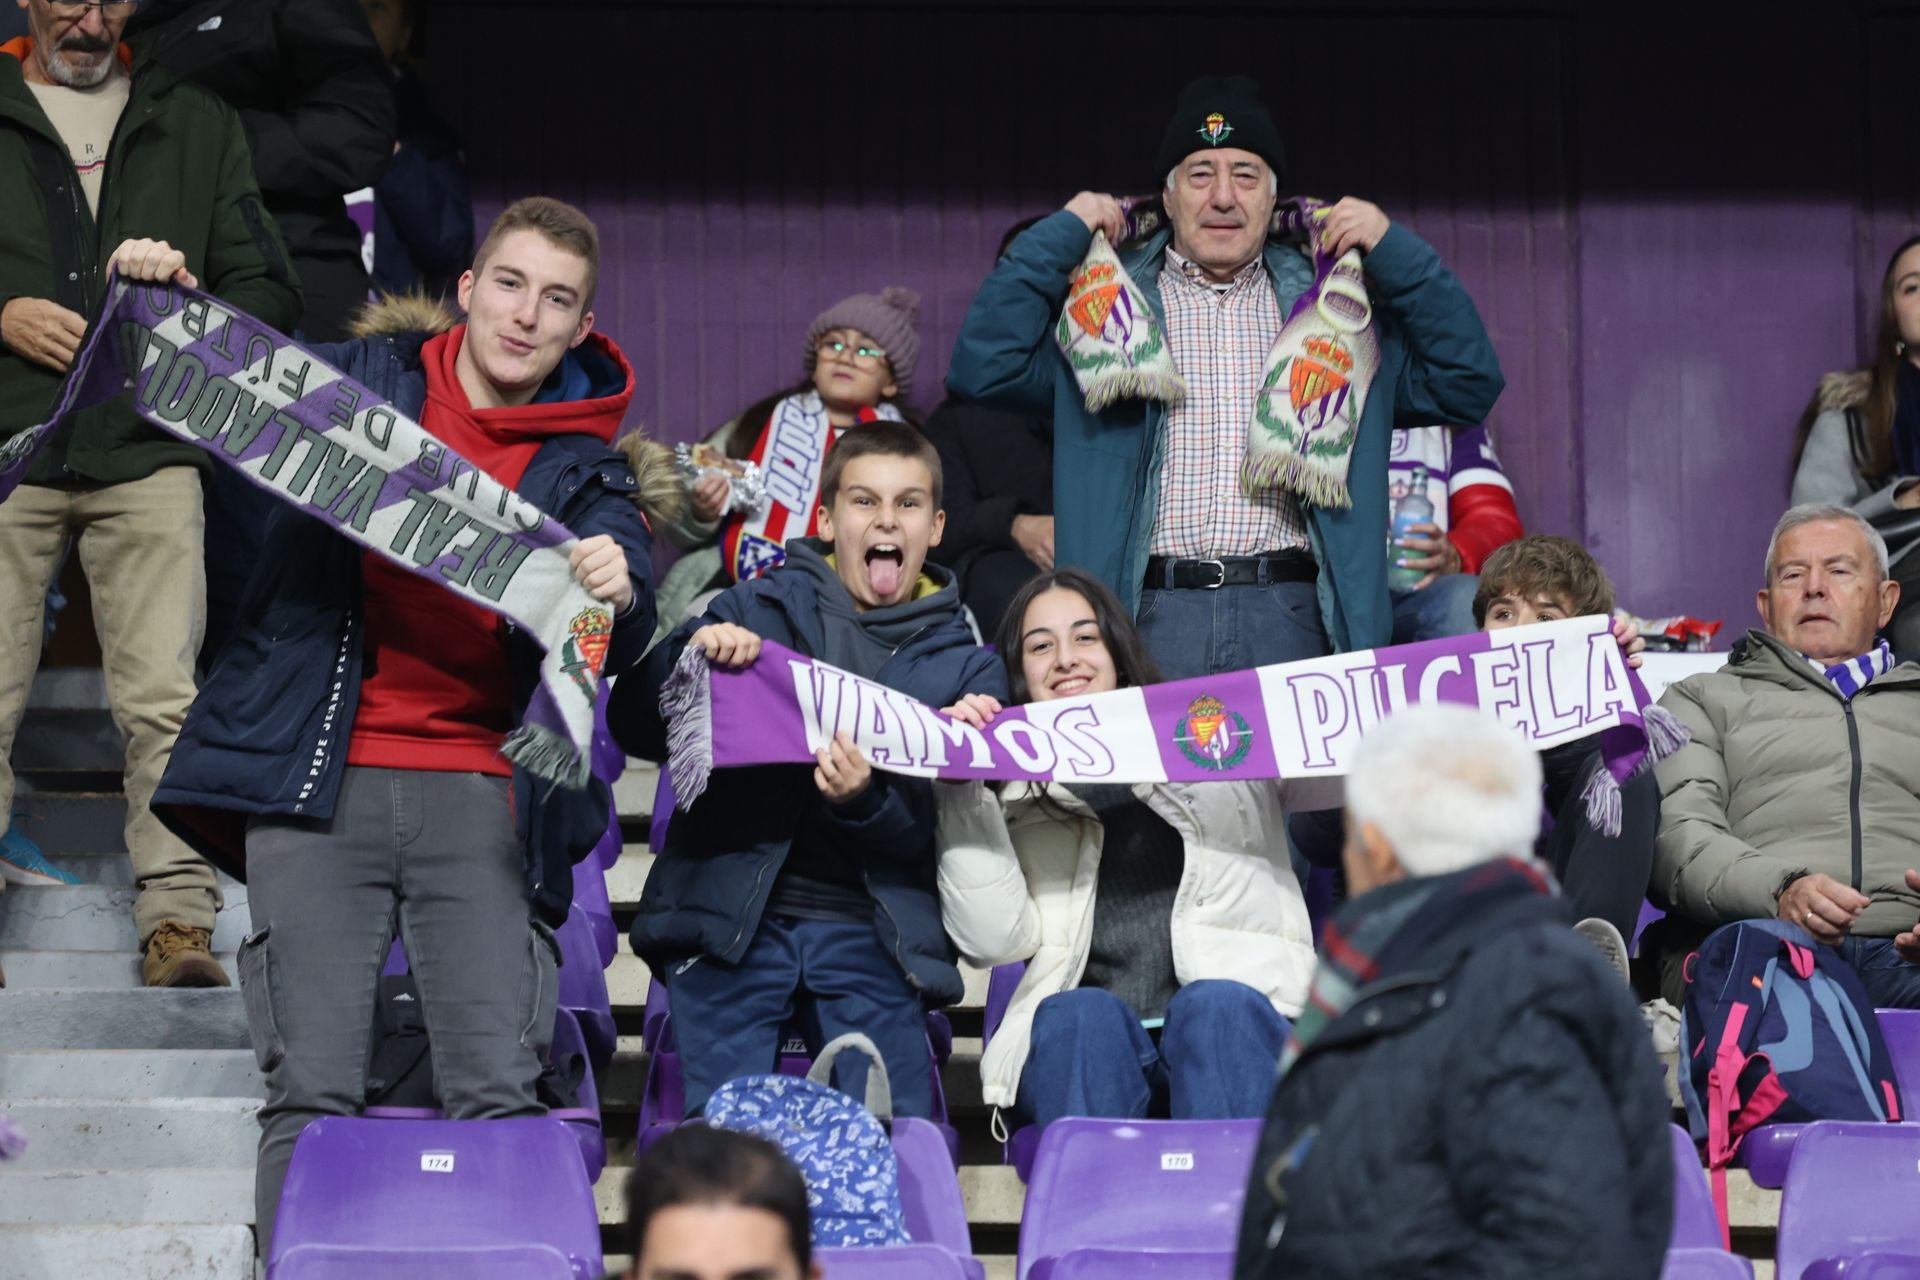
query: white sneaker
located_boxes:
[1574,916,1632,984]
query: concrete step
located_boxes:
[0,949,237,988]
[612,761,659,820]
[0,1049,263,1100]
[0,1169,255,1228]
[0,883,250,953]
[9,790,127,855]
[0,1096,258,1171]
[12,707,122,775]
[605,848,653,905]
[0,1223,254,1277]
[27,667,108,711]
[0,988,248,1051]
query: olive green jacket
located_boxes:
[1653,629,1920,937]
[0,37,299,485]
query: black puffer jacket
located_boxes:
[1234,891,1673,1280]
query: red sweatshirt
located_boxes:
[346,325,634,775]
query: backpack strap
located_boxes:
[807,1032,894,1123]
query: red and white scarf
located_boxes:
[720,390,900,582]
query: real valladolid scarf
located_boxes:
[0,272,610,788]
[1054,195,1380,508]
[663,614,1688,837]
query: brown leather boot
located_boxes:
[142,921,230,988]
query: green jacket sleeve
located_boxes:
[202,109,301,333]
[1652,677,1794,924]
[945,209,1091,412]
[1361,222,1505,429]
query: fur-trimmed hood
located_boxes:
[343,291,684,529]
[1815,368,1871,413]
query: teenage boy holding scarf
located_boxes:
[609,422,1008,1119]
[149,197,661,1254]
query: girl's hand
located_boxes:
[1612,617,1646,669]
[941,693,1003,728]
[687,623,762,668]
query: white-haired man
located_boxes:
[1653,502,1920,1006]
[1234,703,1671,1280]
[948,75,1503,678]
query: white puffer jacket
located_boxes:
[936,777,1329,1110]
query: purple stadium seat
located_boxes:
[571,855,617,969]
[1662,1249,1755,1279]
[1775,1121,1920,1280]
[1668,1123,1725,1251]
[981,962,1049,1179]
[649,765,676,854]
[1029,1250,1232,1278]
[590,811,622,871]
[557,904,615,1074]
[1802,1258,1920,1279]
[591,692,624,784]
[1879,1009,1920,1099]
[1014,1118,1261,1280]
[266,1116,601,1279]
[1635,900,1666,952]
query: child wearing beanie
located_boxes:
[652,287,922,638]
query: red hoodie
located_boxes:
[346,325,634,776]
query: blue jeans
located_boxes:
[666,914,934,1117]
[1389,572,1480,645]
[1014,980,1291,1129]
[1135,580,1327,681]
[1840,937,1920,1009]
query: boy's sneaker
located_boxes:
[142,922,230,988]
[1574,916,1632,984]
[0,827,80,886]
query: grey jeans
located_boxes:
[239,767,557,1255]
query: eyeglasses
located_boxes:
[817,338,888,366]
[48,1,140,16]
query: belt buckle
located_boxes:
[1195,558,1227,589]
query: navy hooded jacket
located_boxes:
[608,547,1009,1006]
[152,317,657,926]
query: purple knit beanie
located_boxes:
[803,286,922,398]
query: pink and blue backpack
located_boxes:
[1680,919,1903,1235]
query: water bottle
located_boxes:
[1387,465,1434,592]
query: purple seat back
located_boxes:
[1659,1249,1754,1279]
[813,1246,984,1279]
[1635,900,1666,953]
[273,1245,578,1278]
[1014,1118,1260,1280]
[1776,1120,1920,1280]
[556,905,615,1072]
[268,1116,601,1279]
[1879,1009,1920,1101]
[1668,1123,1724,1251]
[591,692,623,784]
[1029,1249,1235,1278]
[983,962,1025,1050]
[549,1007,606,1182]
[894,1116,970,1252]
[649,766,676,854]
[590,813,622,871]
[1800,1255,1920,1279]
[570,857,617,969]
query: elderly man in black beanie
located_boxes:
[948,75,1504,678]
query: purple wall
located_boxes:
[423,4,1919,637]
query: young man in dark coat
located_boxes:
[1236,703,1672,1280]
[151,198,661,1255]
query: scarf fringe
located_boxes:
[661,644,714,807]
[1640,704,1690,765]
[502,721,591,791]
[1582,767,1626,839]
[1084,368,1186,412]
[1241,450,1354,509]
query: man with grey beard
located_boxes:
[0,0,298,986]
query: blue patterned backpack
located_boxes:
[702,1033,911,1248]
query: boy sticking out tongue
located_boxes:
[607,421,1009,1120]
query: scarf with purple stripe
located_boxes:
[0,273,609,788]
[1810,639,1895,700]
[1053,195,1379,508]
[1279,857,1555,1075]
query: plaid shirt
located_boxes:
[1149,248,1310,559]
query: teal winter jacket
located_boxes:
[945,209,1504,652]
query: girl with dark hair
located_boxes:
[651,288,922,641]
[1791,234,1920,652]
[936,567,1326,1132]
[623,1126,818,1280]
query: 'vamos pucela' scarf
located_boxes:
[663,613,1687,836]
[1054,196,1379,508]
[0,272,609,788]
